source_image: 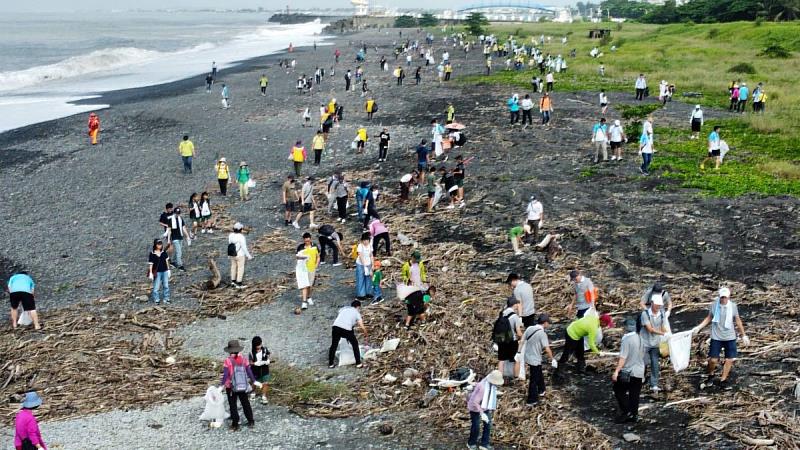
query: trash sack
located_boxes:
[719,140,730,162]
[431,186,444,208]
[448,367,472,382]
[514,343,527,380]
[433,368,475,388]
[502,358,525,380]
[380,338,401,353]
[336,340,366,366]
[17,310,32,327]
[199,386,229,426]
[668,330,693,373]
[246,179,256,189]
[396,283,420,300]
[363,348,381,360]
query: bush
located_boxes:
[706,28,720,39]
[727,62,756,74]
[759,43,791,58]
[754,16,764,26]
[613,37,626,48]
[616,22,623,31]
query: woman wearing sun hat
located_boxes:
[15,391,47,450]
[466,370,504,450]
[219,339,261,431]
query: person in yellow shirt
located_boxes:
[179,135,195,174]
[215,157,230,196]
[259,74,268,96]
[355,128,368,154]
[289,140,307,177]
[312,131,325,165]
[295,232,320,310]
[365,97,377,121]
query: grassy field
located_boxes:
[458,21,800,196]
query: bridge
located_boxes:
[457,0,558,13]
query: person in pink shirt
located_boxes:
[15,392,46,450]
[466,370,504,450]
[369,218,391,257]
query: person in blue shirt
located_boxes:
[736,83,749,113]
[416,139,430,184]
[7,272,39,330]
[507,94,520,125]
[591,118,609,163]
[700,126,722,171]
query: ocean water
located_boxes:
[0,12,326,133]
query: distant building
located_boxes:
[351,0,369,16]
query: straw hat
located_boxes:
[240,161,247,167]
[486,370,504,386]
[224,339,243,353]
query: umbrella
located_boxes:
[445,122,466,130]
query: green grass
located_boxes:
[269,365,348,403]
[460,21,800,196]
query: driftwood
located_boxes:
[206,257,221,289]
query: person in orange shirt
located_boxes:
[88,112,100,145]
[539,93,553,126]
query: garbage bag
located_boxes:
[199,386,229,424]
[668,330,693,373]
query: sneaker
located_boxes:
[515,251,523,256]
[261,395,269,404]
[154,300,160,305]
[329,364,336,369]
[459,201,466,208]
[307,298,314,306]
[719,379,731,390]
[332,262,342,267]
[201,229,206,234]
[246,421,255,428]
[650,386,660,393]
[625,414,639,424]
[230,282,239,289]
[526,401,539,406]
[704,376,715,387]
[610,156,617,161]
[355,363,364,368]
[301,302,308,310]
[230,425,240,432]
[478,445,493,450]
[467,445,478,450]
[208,229,214,234]
[309,223,318,229]
[179,266,187,272]
[163,299,170,304]
[370,296,385,305]
[446,204,455,209]
[319,261,326,265]
[292,222,300,229]
[237,283,247,289]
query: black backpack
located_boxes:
[227,242,238,257]
[492,310,515,344]
[319,224,335,236]
[636,309,661,334]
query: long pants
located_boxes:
[522,109,533,125]
[329,326,360,366]
[468,411,492,447]
[182,156,193,174]
[737,99,747,112]
[645,347,660,388]
[230,255,245,283]
[729,98,737,111]
[415,76,421,85]
[445,72,451,81]
[636,88,645,100]
[541,111,551,125]
[89,129,99,145]
[261,86,266,95]
[527,364,545,403]
[355,263,373,298]
[238,182,248,201]
[336,196,347,220]
[396,77,403,85]
[314,149,323,164]
[151,271,170,303]
[526,219,540,244]
[510,111,519,124]
[379,145,388,160]
[293,161,303,177]
[372,232,391,256]
[319,235,339,263]
[558,332,585,370]
[613,376,643,417]
[546,82,553,91]
[226,390,254,426]
[345,81,351,91]
[363,208,379,229]
[593,141,608,162]
[172,239,184,267]
[641,152,653,174]
[218,179,228,196]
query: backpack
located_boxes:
[227,242,238,257]
[372,102,378,112]
[492,310,515,345]
[229,358,250,393]
[636,309,661,334]
[319,224,335,236]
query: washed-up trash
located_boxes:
[421,388,439,407]
[199,386,228,428]
[381,338,401,353]
[433,368,475,388]
[337,341,368,366]
[383,373,398,384]
[623,433,641,443]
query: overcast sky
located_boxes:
[0,0,574,12]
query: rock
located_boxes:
[378,423,394,435]
[403,368,419,378]
[623,433,641,443]
[382,373,397,383]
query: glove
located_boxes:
[253,381,263,388]
[742,335,750,346]
[148,273,154,281]
[664,310,671,319]
[691,326,701,335]
[480,413,489,423]
[664,332,673,339]
[167,270,172,280]
[551,360,558,369]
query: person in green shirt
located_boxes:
[509,226,525,256]
[556,312,614,374]
[371,260,384,304]
[236,162,251,201]
[426,170,437,212]
[259,74,269,96]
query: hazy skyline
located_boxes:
[0,0,574,12]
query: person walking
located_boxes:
[365,97,377,121]
[14,391,47,450]
[147,239,171,304]
[506,273,536,327]
[691,288,749,388]
[215,157,230,196]
[295,232,319,310]
[282,175,299,226]
[377,128,390,162]
[700,126,722,171]
[227,222,253,289]
[599,89,609,115]
[545,71,554,91]
[361,184,380,230]
[635,74,647,101]
[520,94,534,128]
[289,140,307,177]
[236,162,251,202]
[608,120,627,161]
[312,131,325,165]
[495,297,524,378]
[199,192,214,233]
[567,270,596,318]
[522,314,555,406]
[355,127,368,154]
[328,300,368,368]
[354,232,373,299]
[369,217,391,257]
[330,173,349,223]
[612,318,645,423]
[259,74,269,96]
[293,176,317,229]
[168,208,190,271]
[557,312,614,373]
[736,82,749,113]
[690,105,704,139]
[539,92,553,126]
[205,73,213,92]
[344,69,352,91]
[640,294,668,393]
[591,117,609,163]
[318,224,344,266]
[219,340,261,431]
[371,260,385,304]
[466,370,504,450]
[211,61,217,79]
[7,271,40,330]
[178,135,195,174]
[87,112,100,145]
[221,84,230,109]
[639,128,654,176]
[414,66,422,85]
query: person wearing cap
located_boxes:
[403,286,436,329]
[377,128,390,162]
[466,370,504,450]
[522,314,555,405]
[295,232,319,310]
[691,287,749,388]
[15,391,47,450]
[639,293,669,392]
[215,157,230,196]
[689,105,704,140]
[506,273,536,328]
[178,135,195,174]
[400,251,426,287]
[737,82,749,113]
[282,174,300,227]
[497,297,524,378]
[567,270,596,318]
[293,176,317,229]
[591,117,609,163]
[228,222,253,289]
[557,312,613,374]
[640,282,672,317]
[219,339,261,431]
[608,119,627,162]
[168,207,191,271]
[147,240,171,304]
[612,318,645,423]
[328,300,368,368]
[289,140,307,177]
[235,161,251,201]
[524,195,544,243]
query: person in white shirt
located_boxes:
[599,89,609,115]
[355,232,373,299]
[524,195,544,243]
[328,300,368,368]
[635,74,647,101]
[520,94,534,128]
[658,80,669,106]
[591,118,609,163]
[545,72,554,91]
[228,222,253,288]
[689,105,704,140]
[608,119,627,161]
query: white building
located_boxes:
[351,0,369,16]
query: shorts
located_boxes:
[199,215,210,223]
[427,191,435,198]
[610,141,622,150]
[709,339,737,359]
[600,102,608,107]
[418,161,428,171]
[455,178,464,187]
[322,123,332,133]
[285,202,297,212]
[709,149,721,157]
[256,374,272,383]
[303,203,315,213]
[691,119,702,132]
[9,292,35,311]
[497,341,518,362]
[406,302,426,316]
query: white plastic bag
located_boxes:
[336,340,366,366]
[668,330,693,373]
[246,179,256,188]
[431,186,444,208]
[199,386,229,426]
[381,338,400,353]
[396,284,420,300]
[719,140,730,162]
[17,310,32,327]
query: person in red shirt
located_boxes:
[87,112,100,145]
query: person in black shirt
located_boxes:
[205,73,213,92]
[148,239,172,304]
[159,203,174,239]
[439,167,457,209]
[378,128,390,162]
[169,208,191,271]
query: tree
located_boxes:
[464,12,489,36]
[394,15,417,28]
[418,13,439,27]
